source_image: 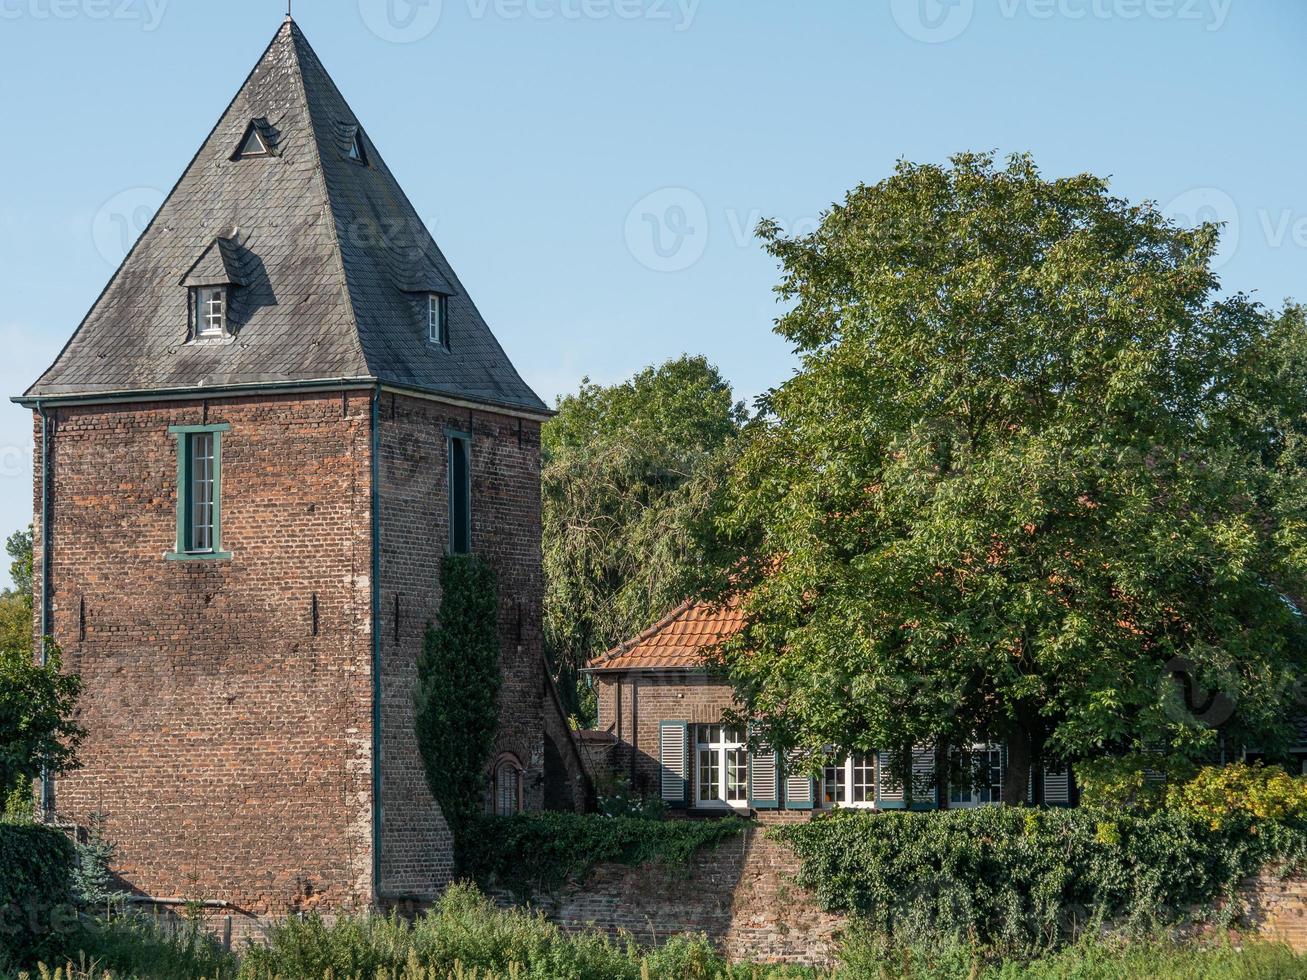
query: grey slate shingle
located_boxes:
[20,19,547,416]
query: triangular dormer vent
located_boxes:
[347,126,368,165]
[233,119,273,160]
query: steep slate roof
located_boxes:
[20,19,546,415]
[585,598,745,673]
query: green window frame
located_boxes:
[166,423,231,561]
[447,430,472,555]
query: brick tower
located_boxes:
[14,17,562,919]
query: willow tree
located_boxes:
[709,153,1307,803]
[543,356,745,719]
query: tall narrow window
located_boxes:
[167,424,231,561]
[193,287,227,338]
[494,757,523,815]
[448,432,471,554]
[428,293,449,349]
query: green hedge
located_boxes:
[773,807,1307,956]
[0,822,76,968]
[463,812,747,897]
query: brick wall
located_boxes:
[496,828,1307,966]
[34,391,376,917]
[375,392,546,900]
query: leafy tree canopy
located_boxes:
[0,528,33,674]
[0,643,83,800]
[543,356,745,718]
[709,152,1307,802]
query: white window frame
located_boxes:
[950,744,1003,808]
[694,724,748,809]
[194,286,227,339]
[821,752,876,808]
[428,293,449,349]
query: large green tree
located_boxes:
[0,528,33,654]
[709,153,1307,803]
[543,356,745,717]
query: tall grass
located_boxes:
[11,885,1307,979]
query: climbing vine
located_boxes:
[414,554,501,867]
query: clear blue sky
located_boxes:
[1,1,1304,584]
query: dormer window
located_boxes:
[194,287,227,338]
[233,119,274,160]
[238,127,268,157]
[428,293,449,349]
[348,127,368,165]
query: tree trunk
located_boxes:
[1002,726,1032,807]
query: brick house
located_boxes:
[584,598,1076,813]
[14,17,583,919]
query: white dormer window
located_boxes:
[194,287,227,338]
[428,293,448,349]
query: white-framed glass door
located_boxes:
[695,725,748,808]
[950,745,1002,807]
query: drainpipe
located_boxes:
[369,387,383,906]
[36,401,53,816]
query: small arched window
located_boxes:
[493,755,523,816]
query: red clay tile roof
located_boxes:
[585,598,745,673]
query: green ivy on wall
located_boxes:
[414,554,501,868]
[774,807,1307,956]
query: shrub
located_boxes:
[461,811,747,896]
[1165,763,1307,830]
[48,913,235,980]
[774,806,1307,956]
[236,882,760,980]
[0,822,77,969]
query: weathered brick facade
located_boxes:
[34,392,376,916]
[30,386,557,917]
[375,391,546,898]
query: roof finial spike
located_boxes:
[286,0,292,21]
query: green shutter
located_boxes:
[748,728,779,810]
[659,721,689,806]
[877,749,905,809]
[1043,762,1071,806]
[909,747,937,811]
[783,754,815,810]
